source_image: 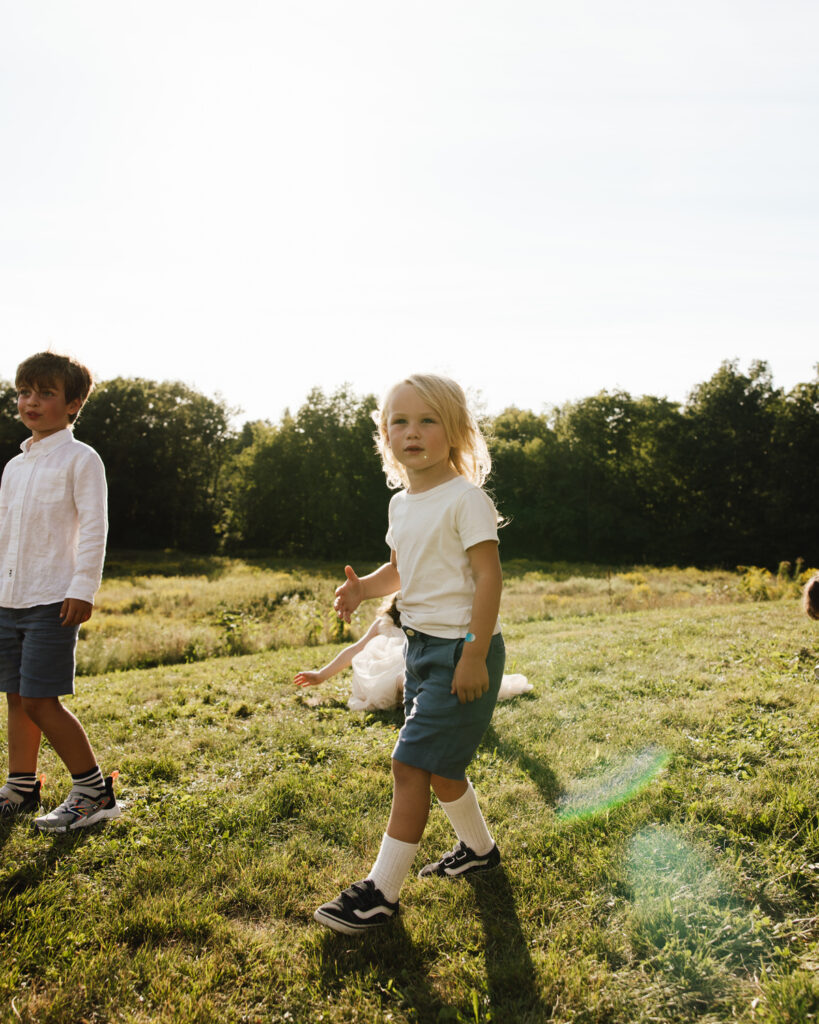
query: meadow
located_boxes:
[0,558,817,1024]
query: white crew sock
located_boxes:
[439,780,494,855]
[367,833,420,903]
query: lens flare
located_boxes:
[556,746,670,820]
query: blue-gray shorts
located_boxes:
[0,604,79,698]
[392,629,505,781]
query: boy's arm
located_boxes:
[451,540,502,704]
[333,552,400,623]
[66,451,108,617]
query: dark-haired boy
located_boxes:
[0,352,120,830]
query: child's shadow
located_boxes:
[469,866,547,1022]
[0,827,93,898]
[315,919,449,1020]
[314,870,547,1022]
[482,723,560,806]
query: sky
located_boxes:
[1,1,817,425]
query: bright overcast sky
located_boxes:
[1,1,817,425]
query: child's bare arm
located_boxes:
[451,540,502,704]
[333,554,400,623]
[293,620,381,687]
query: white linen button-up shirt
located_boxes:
[0,428,107,608]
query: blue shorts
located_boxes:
[0,604,79,698]
[392,630,505,780]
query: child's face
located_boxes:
[386,383,453,489]
[17,380,81,442]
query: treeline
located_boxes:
[1,360,817,567]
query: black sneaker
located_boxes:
[314,879,399,935]
[418,840,501,878]
[0,778,42,817]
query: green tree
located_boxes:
[224,386,389,559]
[76,378,236,551]
[550,391,683,562]
[678,360,783,565]
[0,381,27,467]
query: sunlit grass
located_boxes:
[1,562,817,1023]
[78,555,812,677]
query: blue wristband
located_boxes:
[464,632,476,642]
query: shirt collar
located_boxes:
[20,427,75,457]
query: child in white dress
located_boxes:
[293,595,405,711]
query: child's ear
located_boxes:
[67,398,82,418]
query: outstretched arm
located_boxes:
[333,553,400,623]
[294,618,382,687]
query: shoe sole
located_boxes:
[0,805,39,818]
[313,907,396,935]
[35,804,122,833]
[419,855,501,879]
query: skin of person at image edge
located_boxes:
[0,352,119,829]
[802,573,819,620]
[312,373,506,935]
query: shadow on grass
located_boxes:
[312,869,546,1022]
[483,724,561,806]
[0,828,93,898]
[469,866,548,1023]
[315,917,451,1021]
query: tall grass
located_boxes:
[78,555,817,677]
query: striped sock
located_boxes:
[5,772,37,797]
[71,766,105,797]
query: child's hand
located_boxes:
[334,565,363,623]
[60,598,93,626]
[294,671,323,688]
[451,655,489,704]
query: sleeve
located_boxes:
[67,449,108,603]
[385,493,399,552]
[456,486,499,551]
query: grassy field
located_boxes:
[1,558,818,1023]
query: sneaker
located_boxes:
[418,840,501,879]
[0,778,42,817]
[314,879,399,935]
[34,773,121,832]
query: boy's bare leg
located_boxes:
[19,697,96,776]
[386,760,434,843]
[6,693,42,773]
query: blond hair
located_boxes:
[374,373,492,490]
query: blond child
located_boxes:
[314,373,505,934]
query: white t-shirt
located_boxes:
[385,475,500,639]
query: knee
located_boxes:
[391,759,429,789]
[431,775,469,803]
[19,696,59,726]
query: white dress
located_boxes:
[347,615,532,710]
[348,616,406,711]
